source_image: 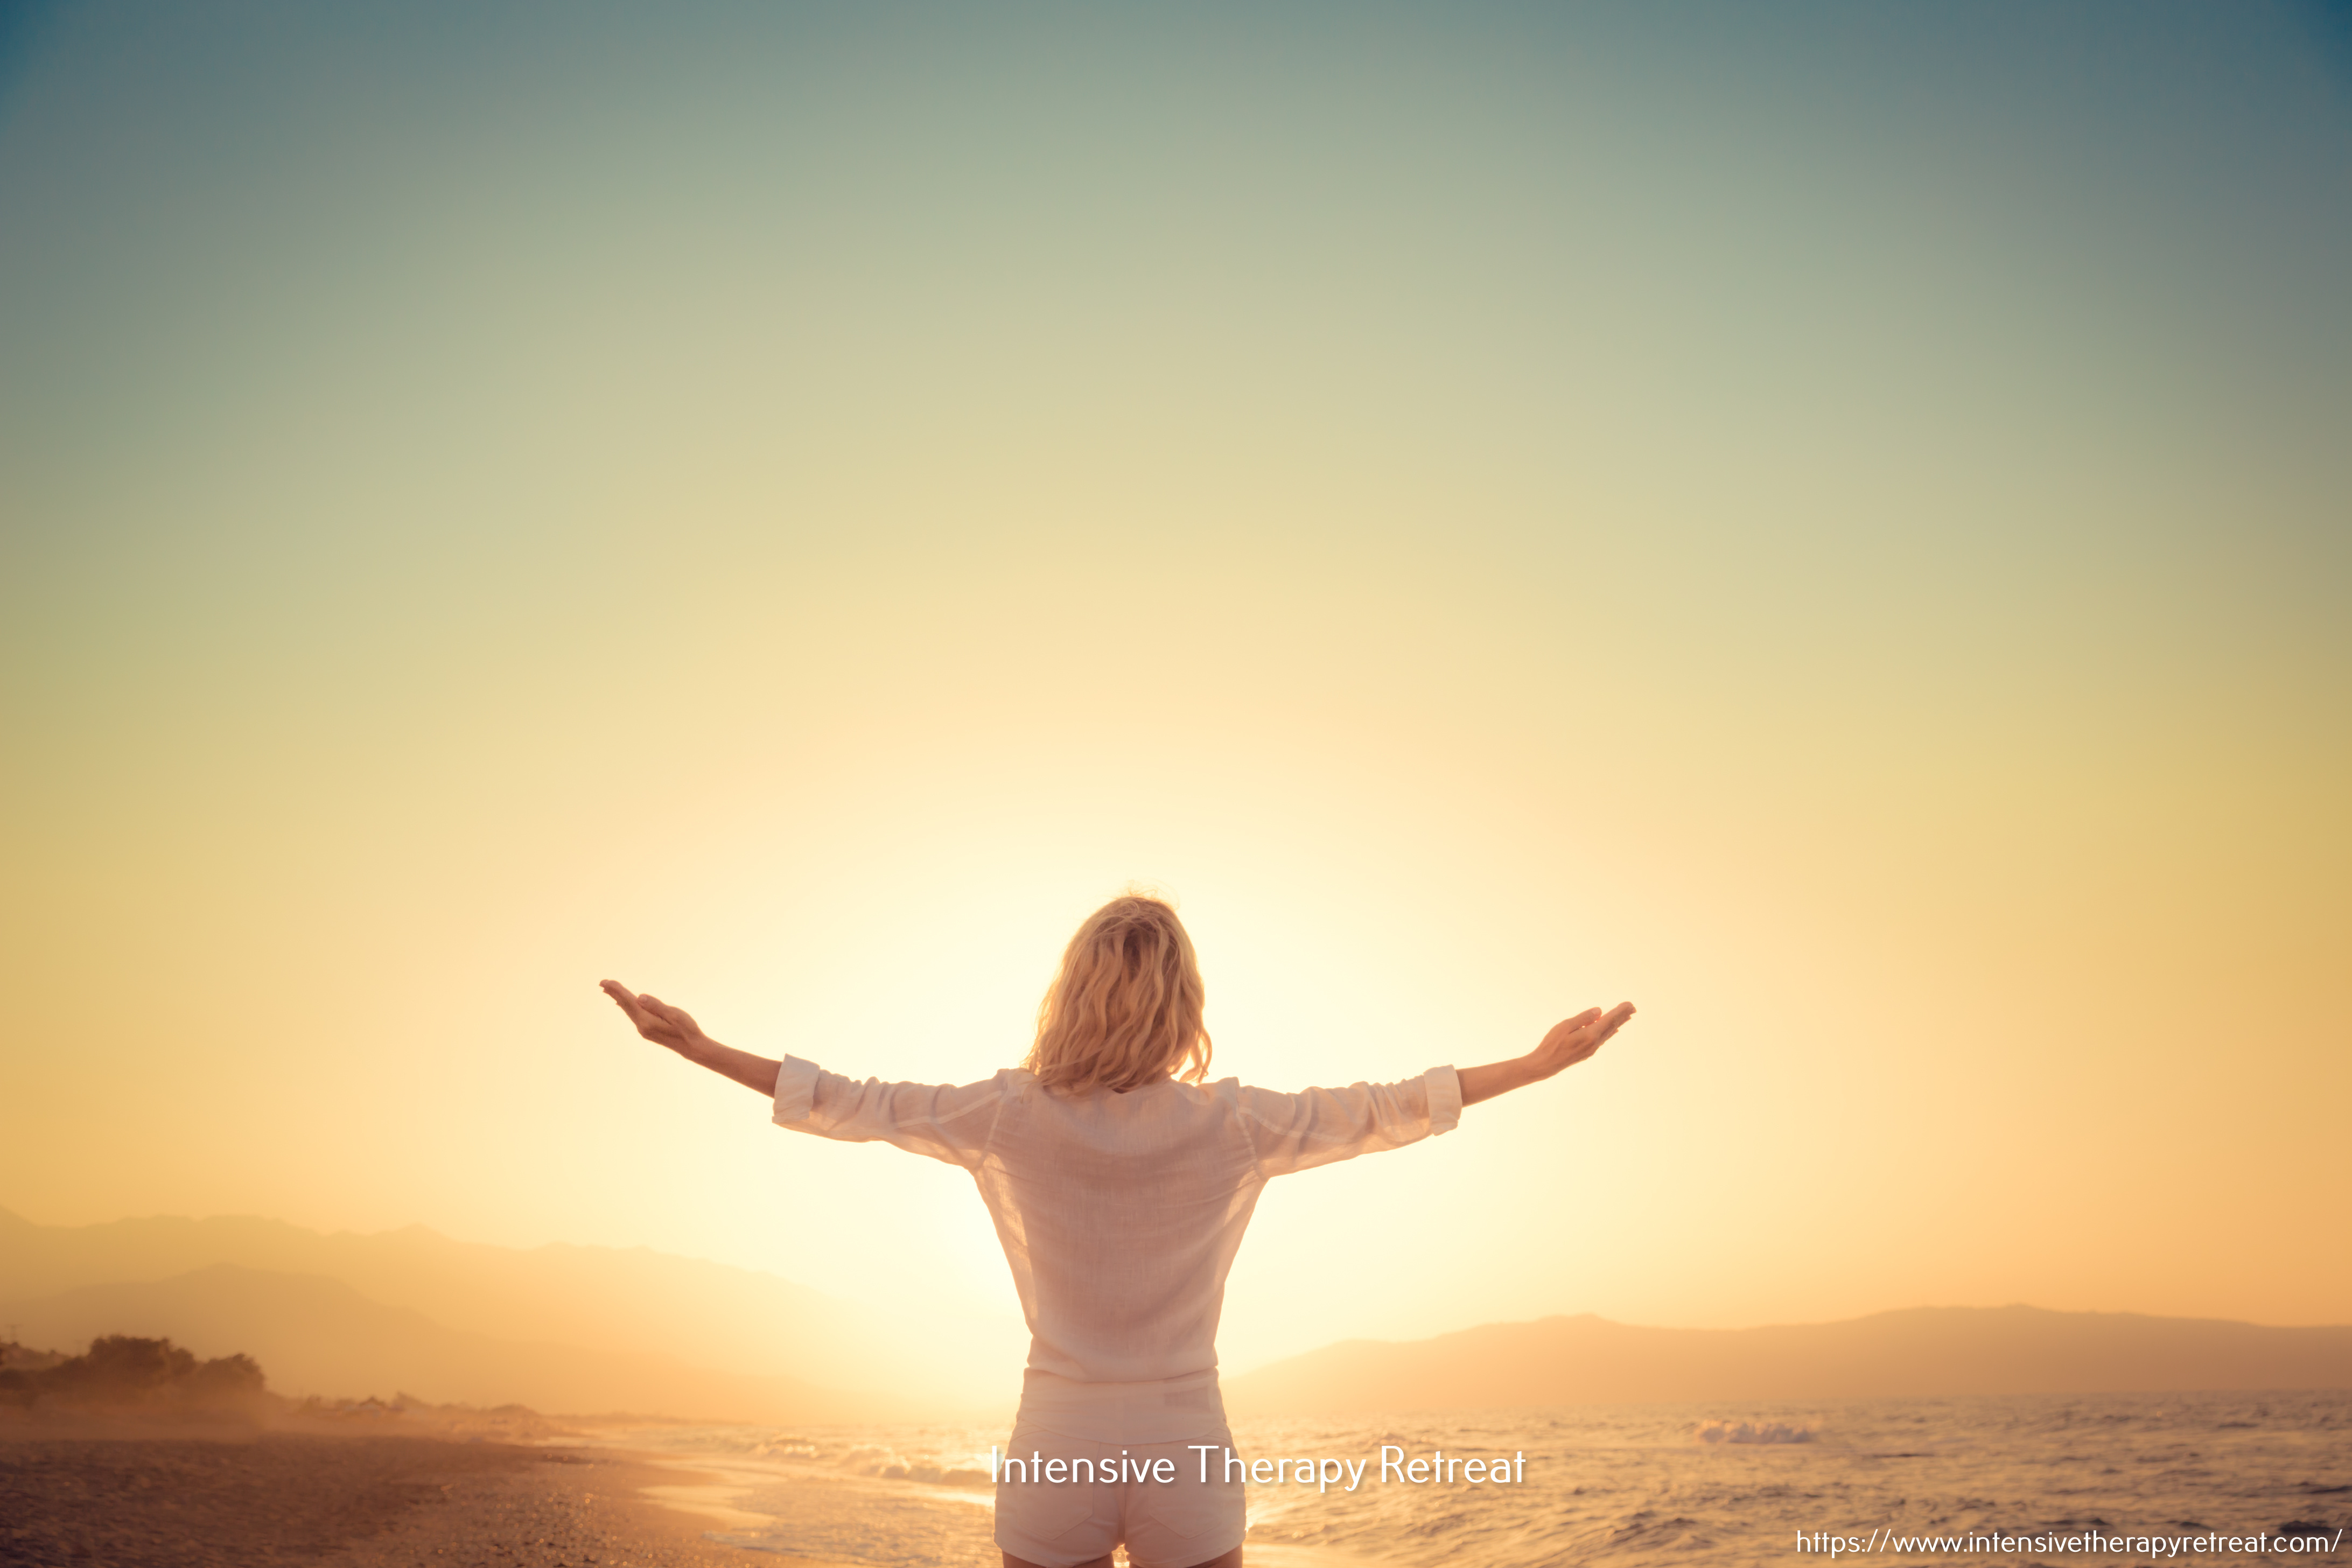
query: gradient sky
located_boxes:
[2,1,2346,1374]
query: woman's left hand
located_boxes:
[601,979,709,1055]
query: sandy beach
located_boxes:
[0,1418,852,1568]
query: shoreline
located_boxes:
[0,1411,1404,1567]
[0,1416,859,1568]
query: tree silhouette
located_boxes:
[1,1335,270,1409]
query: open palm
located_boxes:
[1528,1002,1635,1080]
[600,979,707,1054]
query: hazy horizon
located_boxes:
[20,1199,2348,1333]
[3,0,2346,1375]
[9,1203,2346,1423]
[11,1197,2352,1348]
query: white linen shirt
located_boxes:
[771,1058,1462,1386]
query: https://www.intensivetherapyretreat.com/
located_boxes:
[991,1446,1525,1494]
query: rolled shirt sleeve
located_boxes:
[1237,1065,1462,1179]
[770,1055,1007,1168]
[1423,1063,1463,1136]
[771,1054,823,1128]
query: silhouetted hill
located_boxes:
[1222,1307,2352,1415]
[0,1207,1018,1412]
[1,1264,878,1420]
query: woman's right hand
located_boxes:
[1458,1002,1635,1107]
[1526,1003,1636,1081]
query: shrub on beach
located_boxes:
[0,1334,269,1413]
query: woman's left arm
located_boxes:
[603,979,1005,1166]
[602,980,780,1096]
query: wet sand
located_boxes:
[0,1422,853,1568]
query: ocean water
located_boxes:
[612,1390,2350,1566]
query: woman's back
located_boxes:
[773,1057,1461,1383]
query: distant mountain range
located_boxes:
[0,1206,1019,1419]
[8,1208,2346,1421]
[3,1263,867,1421]
[1221,1307,2352,1416]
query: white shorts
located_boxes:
[994,1372,1246,1568]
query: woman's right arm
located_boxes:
[602,980,780,1096]
[1240,1069,1465,1177]
[1457,1003,1635,1107]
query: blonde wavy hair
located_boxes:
[1025,895,1212,1094]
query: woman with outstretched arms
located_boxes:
[605,894,1633,1568]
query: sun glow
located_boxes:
[1,1,2344,1389]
